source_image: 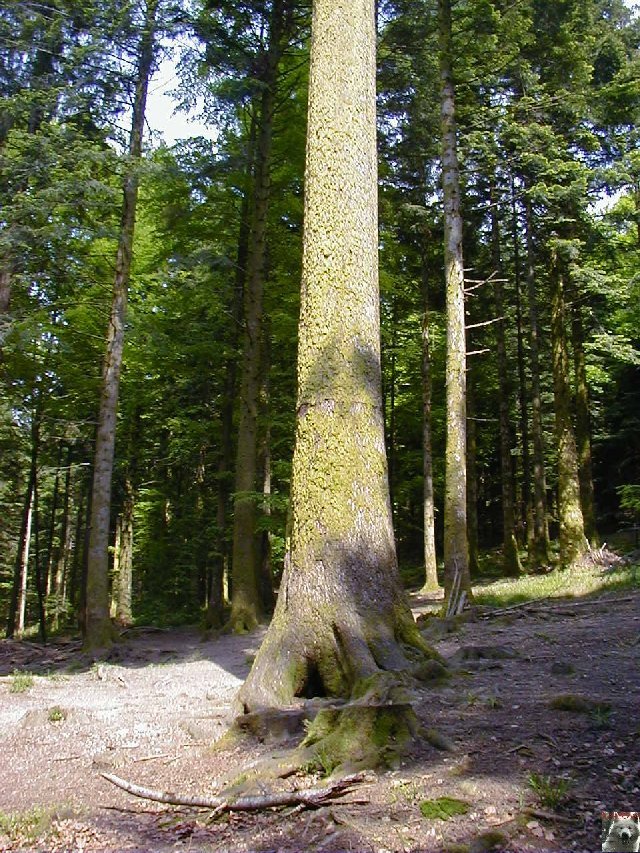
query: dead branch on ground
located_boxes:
[101,771,367,815]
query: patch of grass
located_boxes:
[590,704,612,729]
[419,797,470,820]
[303,745,340,778]
[0,806,53,845]
[549,693,610,715]
[527,773,571,809]
[485,694,503,709]
[472,562,639,609]
[48,706,66,723]
[9,670,34,693]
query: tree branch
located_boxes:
[101,771,367,814]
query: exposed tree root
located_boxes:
[101,770,367,815]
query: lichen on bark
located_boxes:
[234,0,438,768]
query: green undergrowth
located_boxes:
[0,806,55,846]
[419,796,470,820]
[471,563,639,609]
[9,670,34,693]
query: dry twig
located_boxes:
[101,771,366,814]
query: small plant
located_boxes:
[9,670,34,693]
[528,772,571,809]
[590,704,612,729]
[419,797,470,820]
[485,694,503,709]
[465,692,479,707]
[0,806,53,844]
[48,706,66,723]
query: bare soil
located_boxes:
[1,590,638,853]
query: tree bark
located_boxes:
[491,191,520,577]
[466,380,480,577]
[511,183,531,546]
[420,264,439,592]
[524,195,551,566]
[236,0,432,715]
[113,476,134,626]
[439,0,470,604]
[205,117,257,631]
[550,250,588,567]
[571,303,597,545]
[229,0,287,632]
[52,447,73,630]
[84,0,157,649]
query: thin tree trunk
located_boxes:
[571,302,597,545]
[114,477,134,625]
[32,468,47,643]
[0,267,10,315]
[524,195,550,566]
[205,118,257,631]
[84,0,157,649]
[420,266,439,592]
[45,444,63,598]
[229,0,286,633]
[550,252,588,567]
[511,183,531,546]
[466,381,480,577]
[52,447,73,630]
[7,412,39,638]
[439,0,469,605]
[491,191,520,577]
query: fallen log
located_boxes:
[480,593,636,619]
[101,770,367,814]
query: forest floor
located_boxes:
[1,566,639,853]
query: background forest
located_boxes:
[1,0,639,643]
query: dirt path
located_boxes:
[1,592,638,852]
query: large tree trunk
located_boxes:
[52,447,73,631]
[524,195,551,566]
[491,193,520,577]
[550,251,588,567]
[84,0,157,649]
[236,0,432,719]
[420,266,439,592]
[229,0,286,633]
[439,0,470,604]
[571,303,597,545]
[466,379,480,577]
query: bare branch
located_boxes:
[466,316,504,330]
[101,771,367,814]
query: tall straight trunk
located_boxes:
[32,468,47,643]
[439,0,469,604]
[7,413,39,637]
[52,447,72,630]
[512,184,531,545]
[114,477,134,625]
[84,0,157,649]
[571,303,597,545]
[524,195,551,566]
[206,120,257,631]
[466,380,480,577]
[420,266,439,592]
[491,193,520,577]
[388,297,398,512]
[45,444,63,597]
[237,0,433,715]
[550,253,588,567]
[0,268,10,315]
[229,0,287,633]
[68,477,86,614]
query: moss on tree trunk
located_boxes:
[551,252,588,567]
[235,0,437,767]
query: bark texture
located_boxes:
[491,198,520,577]
[572,304,597,545]
[550,255,588,567]
[439,0,470,603]
[524,196,551,566]
[421,276,439,592]
[236,0,431,716]
[84,0,157,649]
[229,0,286,633]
